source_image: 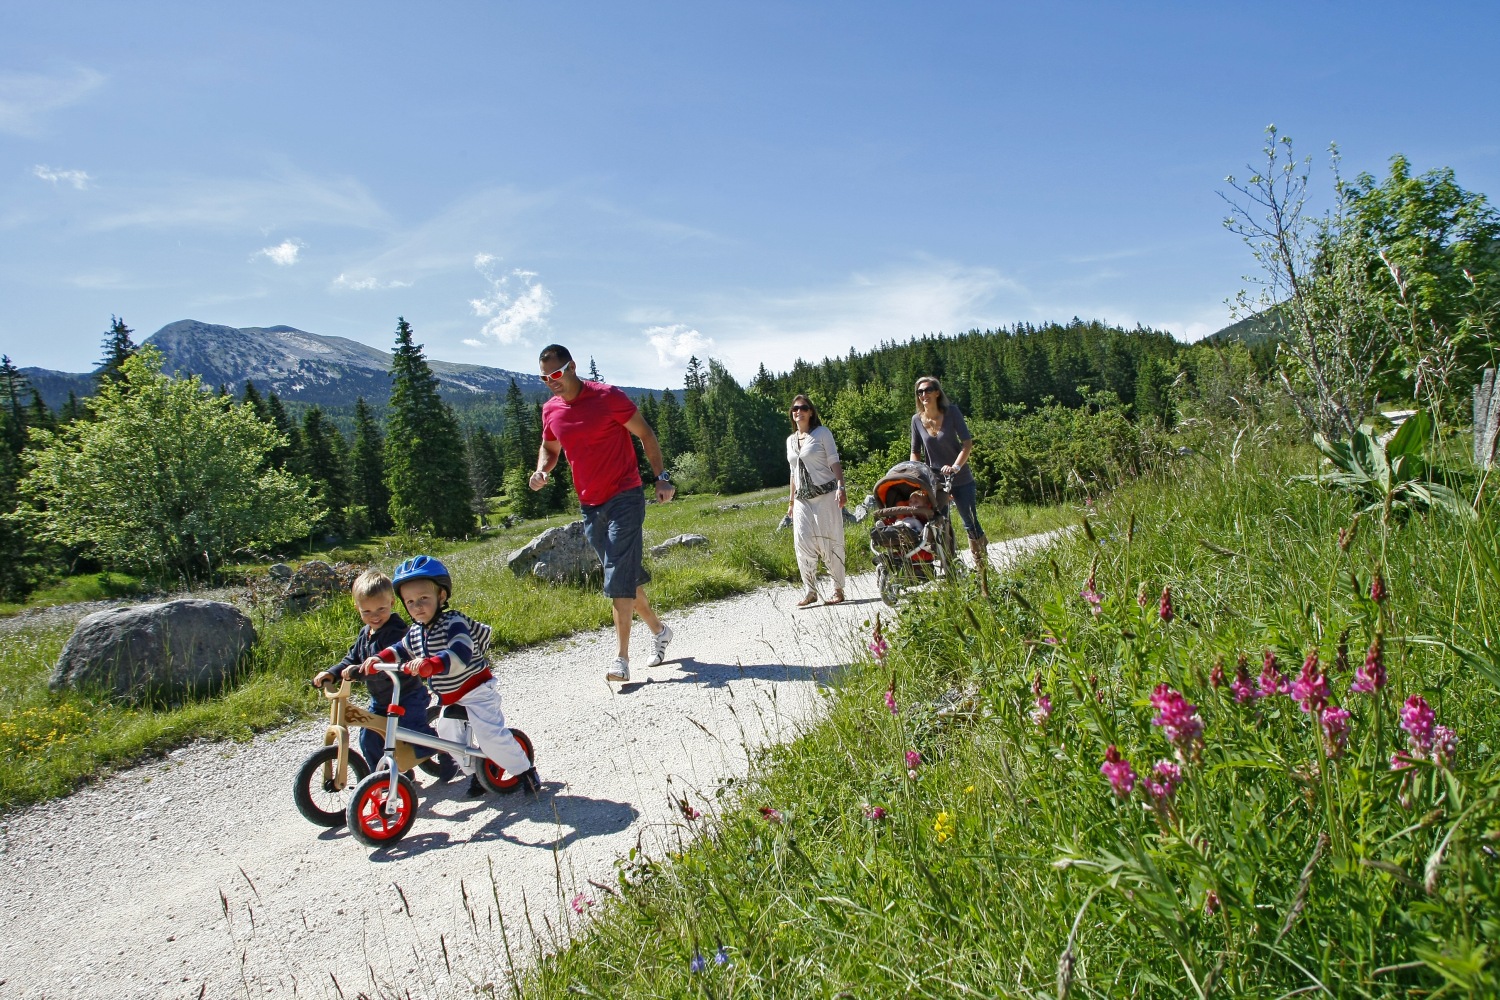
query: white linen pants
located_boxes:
[436,679,533,775]
[793,490,846,595]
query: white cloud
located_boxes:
[469,256,553,346]
[462,338,485,348]
[257,239,303,266]
[93,167,389,232]
[331,272,410,291]
[0,68,104,136]
[33,165,91,190]
[645,324,716,367]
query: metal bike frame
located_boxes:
[371,664,483,814]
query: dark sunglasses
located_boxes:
[916,386,938,396]
[790,404,810,413]
[542,362,572,382]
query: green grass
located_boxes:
[518,438,1500,998]
[0,486,1064,813]
[0,571,145,617]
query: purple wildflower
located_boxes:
[1320,705,1351,758]
[715,946,730,967]
[1258,650,1289,698]
[1100,745,1137,797]
[863,805,887,821]
[1150,683,1204,757]
[1400,695,1437,755]
[1145,760,1182,802]
[1432,725,1457,765]
[884,688,899,714]
[759,806,782,824]
[905,750,922,771]
[1390,752,1417,772]
[1231,655,1255,703]
[1158,586,1174,623]
[690,951,706,974]
[1030,695,1053,727]
[1291,651,1329,715]
[1210,659,1226,688]
[1204,890,1221,917]
[1370,572,1387,603]
[1351,637,1386,694]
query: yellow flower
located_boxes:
[964,784,975,794]
[933,810,955,843]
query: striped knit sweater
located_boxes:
[375,609,494,705]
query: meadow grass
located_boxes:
[0,487,1065,812]
[518,437,1500,998]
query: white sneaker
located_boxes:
[606,657,630,682]
[647,624,673,667]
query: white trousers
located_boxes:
[793,490,846,594]
[435,679,533,776]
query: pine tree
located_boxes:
[499,378,533,473]
[60,391,84,426]
[96,316,137,389]
[299,406,349,536]
[0,357,28,456]
[350,397,392,533]
[26,390,52,435]
[588,356,602,381]
[263,392,301,470]
[385,317,475,536]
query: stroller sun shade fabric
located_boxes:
[873,460,946,510]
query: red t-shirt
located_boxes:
[541,381,643,506]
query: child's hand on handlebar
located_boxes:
[359,656,384,675]
[311,671,334,688]
[401,658,442,678]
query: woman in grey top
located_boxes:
[910,375,987,567]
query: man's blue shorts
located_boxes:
[581,488,652,599]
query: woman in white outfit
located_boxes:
[785,394,847,607]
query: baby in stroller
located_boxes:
[868,460,959,605]
[870,488,936,563]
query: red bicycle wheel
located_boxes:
[477,728,535,795]
[346,771,419,846]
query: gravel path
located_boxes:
[0,534,1057,999]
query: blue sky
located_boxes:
[3,2,1498,389]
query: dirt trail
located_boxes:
[0,534,1057,999]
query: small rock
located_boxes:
[648,533,709,557]
[268,563,293,580]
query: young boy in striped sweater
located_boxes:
[361,555,540,798]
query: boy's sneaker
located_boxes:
[467,775,485,797]
[515,768,542,797]
[436,753,459,783]
[646,624,673,668]
[606,657,630,683]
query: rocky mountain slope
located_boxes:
[21,320,563,409]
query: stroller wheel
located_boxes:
[877,563,899,606]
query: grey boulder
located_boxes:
[507,520,602,585]
[49,599,257,701]
[649,533,709,557]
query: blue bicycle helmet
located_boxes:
[392,555,453,601]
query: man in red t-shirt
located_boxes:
[529,344,676,684]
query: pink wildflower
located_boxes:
[1351,637,1386,694]
[570,892,593,914]
[1030,695,1053,727]
[1432,725,1457,765]
[1209,659,1226,688]
[1100,745,1137,797]
[1137,582,1151,609]
[1389,752,1417,771]
[1158,586,1174,623]
[1257,650,1289,698]
[884,688,899,715]
[1370,572,1387,603]
[1042,632,1062,646]
[1203,891,1221,917]
[869,616,887,664]
[1291,651,1329,714]
[1145,760,1182,802]
[758,806,782,824]
[1400,695,1437,754]
[1032,670,1044,699]
[1320,705,1351,758]
[863,805,886,821]
[1080,584,1103,616]
[1230,665,1255,703]
[905,750,922,771]
[1150,683,1204,756]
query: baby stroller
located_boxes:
[868,460,961,606]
